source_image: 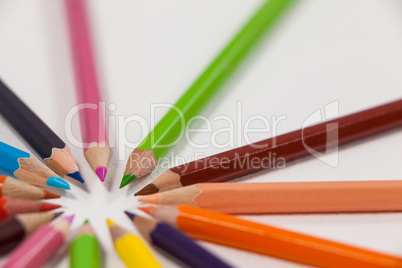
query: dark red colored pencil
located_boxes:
[0,212,62,255]
[136,99,402,195]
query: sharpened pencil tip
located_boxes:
[106,218,115,227]
[138,206,154,215]
[84,219,90,224]
[95,166,107,182]
[135,183,159,196]
[47,177,71,190]
[43,190,61,199]
[39,203,62,211]
[64,214,75,223]
[67,171,84,183]
[138,194,160,204]
[120,174,136,188]
[124,211,136,220]
[54,212,63,218]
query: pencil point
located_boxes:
[95,166,107,182]
[47,176,71,190]
[138,206,154,215]
[39,202,62,211]
[124,211,136,221]
[54,212,63,218]
[84,219,90,224]
[67,171,84,183]
[135,183,159,196]
[64,214,75,223]
[43,190,61,199]
[106,218,115,227]
[138,194,160,204]
[120,174,136,188]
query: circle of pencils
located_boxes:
[64,0,112,182]
[125,211,232,268]
[0,175,60,200]
[139,180,402,214]
[106,219,162,268]
[0,141,70,190]
[70,220,102,268]
[3,214,74,268]
[0,212,62,255]
[141,205,402,268]
[136,99,402,196]
[0,79,84,183]
[120,0,296,188]
[0,197,61,221]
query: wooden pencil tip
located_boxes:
[67,171,85,183]
[138,206,155,215]
[106,218,115,227]
[54,212,63,219]
[135,184,159,196]
[120,174,136,188]
[95,166,107,182]
[43,190,61,199]
[138,194,160,205]
[124,211,136,221]
[39,202,62,211]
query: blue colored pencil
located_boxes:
[125,211,232,268]
[0,141,70,190]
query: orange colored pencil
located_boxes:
[140,205,402,268]
[139,181,402,214]
[0,198,61,221]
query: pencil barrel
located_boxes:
[70,234,101,268]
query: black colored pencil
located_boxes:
[0,79,84,182]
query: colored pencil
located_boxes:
[141,205,402,268]
[0,211,62,255]
[64,0,112,182]
[136,99,402,195]
[0,197,61,221]
[70,220,102,268]
[120,0,296,188]
[0,141,70,190]
[106,219,161,268]
[3,215,74,268]
[124,211,232,268]
[0,79,84,183]
[0,175,60,200]
[139,181,402,214]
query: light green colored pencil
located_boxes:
[121,0,296,188]
[70,220,101,268]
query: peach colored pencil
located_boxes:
[139,181,402,214]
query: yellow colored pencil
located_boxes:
[106,219,161,268]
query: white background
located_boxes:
[0,0,402,267]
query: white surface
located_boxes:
[0,0,402,267]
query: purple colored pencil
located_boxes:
[125,211,232,268]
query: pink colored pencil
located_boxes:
[64,0,112,182]
[3,214,74,268]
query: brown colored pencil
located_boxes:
[0,212,62,255]
[136,99,402,196]
[139,181,402,214]
[0,197,61,221]
[0,176,60,200]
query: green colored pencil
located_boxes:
[70,220,101,268]
[121,0,296,188]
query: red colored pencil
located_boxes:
[0,197,61,221]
